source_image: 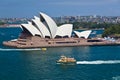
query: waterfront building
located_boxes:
[20,12,91,39]
[3,12,119,48]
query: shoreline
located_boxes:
[3,41,120,49]
[3,37,120,49]
[0,25,104,31]
[0,24,21,28]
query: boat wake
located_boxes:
[0,48,41,51]
[76,60,120,65]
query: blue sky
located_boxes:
[0,0,120,18]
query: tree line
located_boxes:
[58,22,119,29]
[102,24,120,37]
[0,21,5,25]
[58,22,120,38]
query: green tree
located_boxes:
[102,24,120,37]
[0,21,5,25]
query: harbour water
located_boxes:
[0,27,120,80]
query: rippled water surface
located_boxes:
[0,28,120,80]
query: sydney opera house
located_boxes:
[3,12,118,48]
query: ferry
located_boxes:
[41,48,47,51]
[57,55,76,64]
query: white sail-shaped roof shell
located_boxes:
[56,24,73,37]
[74,30,92,39]
[21,22,42,36]
[40,12,57,38]
[32,16,51,38]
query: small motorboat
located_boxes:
[41,48,47,51]
[57,55,76,64]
